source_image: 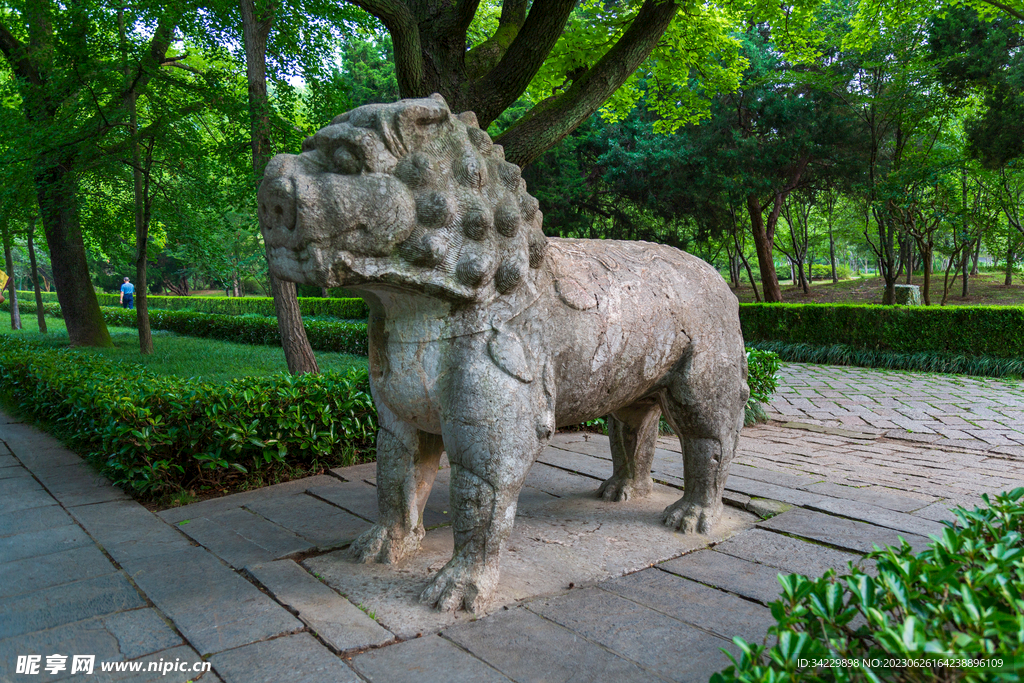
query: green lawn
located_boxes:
[0,315,368,383]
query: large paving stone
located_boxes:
[0,464,32,480]
[724,476,827,507]
[0,524,93,564]
[0,545,116,599]
[601,568,776,645]
[759,508,932,554]
[913,501,959,523]
[307,479,451,529]
[0,485,58,514]
[529,587,737,683]
[0,572,145,639]
[804,497,946,538]
[0,474,42,494]
[306,490,755,638]
[714,528,864,578]
[175,508,313,569]
[522,461,608,498]
[0,504,73,539]
[70,500,194,563]
[209,633,360,683]
[127,546,302,656]
[444,605,652,683]
[536,447,609,480]
[350,634,512,683]
[0,609,182,682]
[32,462,129,507]
[157,475,340,524]
[802,481,933,513]
[659,550,789,605]
[247,560,393,652]
[243,494,369,548]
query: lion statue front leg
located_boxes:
[350,401,445,564]
[419,343,553,613]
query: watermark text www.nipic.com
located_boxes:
[15,654,212,676]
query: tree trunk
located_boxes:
[970,239,981,276]
[240,0,318,374]
[35,165,112,346]
[2,221,20,330]
[272,276,319,374]
[828,226,838,283]
[961,239,970,297]
[1006,239,1015,286]
[734,230,760,302]
[746,194,782,302]
[27,218,46,333]
[129,88,153,355]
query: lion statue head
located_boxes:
[259,94,548,303]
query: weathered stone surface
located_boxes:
[529,587,738,682]
[0,545,116,598]
[0,523,93,564]
[308,478,451,529]
[176,508,313,569]
[350,635,512,683]
[0,503,73,538]
[210,633,360,683]
[725,475,827,507]
[759,508,932,554]
[260,95,749,612]
[32,461,129,507]
[444,605,652,683]
[247,560,393,652]
[156,475,339,524]
[714,528,863,577]
[601,568,776,645]
[106,645,210,683]
[101,608,184,659]
[0,474,42,494]
[894,284,921,305]
[0,463,31,480]
[127,546,302,656]
[745,497,792,518]
[305,492,755,638]
[660,550,790,605]
[0,611,183,682]
[244,494,369,548]
[0,572,145,639]
[913,501,959,523]
[70,500,194,563]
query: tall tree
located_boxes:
[0,0,184,346]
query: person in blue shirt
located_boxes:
[120,277,135,310]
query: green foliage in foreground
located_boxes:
[748,341,1024,379]
[25,291,369,320]
[0,336,377,496]
[713,488,1024,683]
[740,304,1024,360]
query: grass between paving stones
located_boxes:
[0,332,377,505]
[712,487,1024,683]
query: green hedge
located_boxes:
[0,336,377,495]
[740,304,1024,359]
[6,300,369,355]
[21,291,368,319]
[713,487,1024,683]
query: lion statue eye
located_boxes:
[333,147,362,174]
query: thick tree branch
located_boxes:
[120,2,183,106]
[494,0,679,167]
[346,0,424,96]
[468,0,577,125]
[0,20,40,84]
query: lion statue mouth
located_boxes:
[259,94,546,303]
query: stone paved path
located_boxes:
[2,364,1024,682]
[767,363,1024,456]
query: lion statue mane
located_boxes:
[259,94,749,614]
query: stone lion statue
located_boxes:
[259,95,749,613]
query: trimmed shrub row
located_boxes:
[0,336,377,495]
[713,487,1024,683]
[748,341,1024,379]
[22,291,368,319]
[739,303,1024,359]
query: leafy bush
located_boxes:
[810,263,852,280]
[747,348,781,404]
[740,304,1024,360]
[0,336,377,496]
[19,291,368,319]
[713,487,1024,683]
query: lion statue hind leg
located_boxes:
[598,397,661,502]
